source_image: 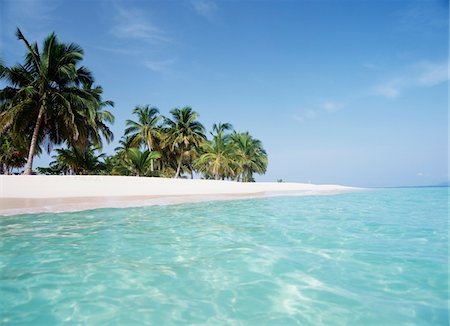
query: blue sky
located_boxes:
[1,0,448,186]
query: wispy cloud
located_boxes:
[374,81,401,99]
[111,6,169,43]
[191,0,218,21]
[293,100,343,122]
[6,0,59,21]
[321,101,342,113]
[93,45,142,56]
[363,63,380,70]
[144,59,174,73]
[3,0,61,48]
[415,61,448,87]
[396,0,448,32]
[373,60,448,99]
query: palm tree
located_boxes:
[121,148,161,177]
[114,135,134,154]
[36,161,66,175]
[125,105,160,174]
[0,29,112,175]
[53,146,106,175]
[230,132,268,182]
[163,107,206,178]
[0,132,27,174]
[78,86,115,151]
[194,122,236,180]
[212,122,233,135]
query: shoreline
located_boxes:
[0,175,361,216]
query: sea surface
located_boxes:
[0,187,448,324]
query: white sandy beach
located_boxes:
[0,175,359,215]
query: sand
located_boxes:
[0,175,359,216]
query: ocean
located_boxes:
[0,187,448,324]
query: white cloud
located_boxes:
[415,61,448,87]
[93,46,142,56]
[191,0,218,21]
[293,100,342,123]
[305,109,318,120]
[373,60,448,99]
[363,63,380,70]
[396,0,448,32]
[321,101,342,112]
[3,0,60,47]
[111,6,169,42]
[375,83,400,98]
[293,108,318,123]
[144,59,174,72]
[6,0,59,21]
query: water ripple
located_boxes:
[0,188,448,324]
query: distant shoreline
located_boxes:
[0,175,360,216]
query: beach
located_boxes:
[0,175,358,215]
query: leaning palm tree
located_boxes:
[230,132,268,182]
[163,107,206,178]
[0,29,112,174]
[125,105,160,174]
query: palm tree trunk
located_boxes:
[174,153,183,178]
[150,159,154,174]
[24,104,45,175]
[147,141,154,173]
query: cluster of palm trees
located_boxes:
[107,105,268,181]
[0,29,268,181]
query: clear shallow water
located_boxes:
[0,188,448,325]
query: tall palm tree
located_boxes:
[163,107,206,178]
[124,105,160,173]
[0,29,111,174]
[230,132,268,182]
[194,122,235,180]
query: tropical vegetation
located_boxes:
[1,29,268,181]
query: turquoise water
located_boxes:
[0,188,448,324]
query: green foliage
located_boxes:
[1,30,268,179]
[163,107,206,178]
[194,122,237,180]
[0,29,114,174]
[230,132,268,182]
[193,124,268,182]
[120,148,161,177]
[37,146,106,175]
[0,131,27,174]
[125,105,160,173]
